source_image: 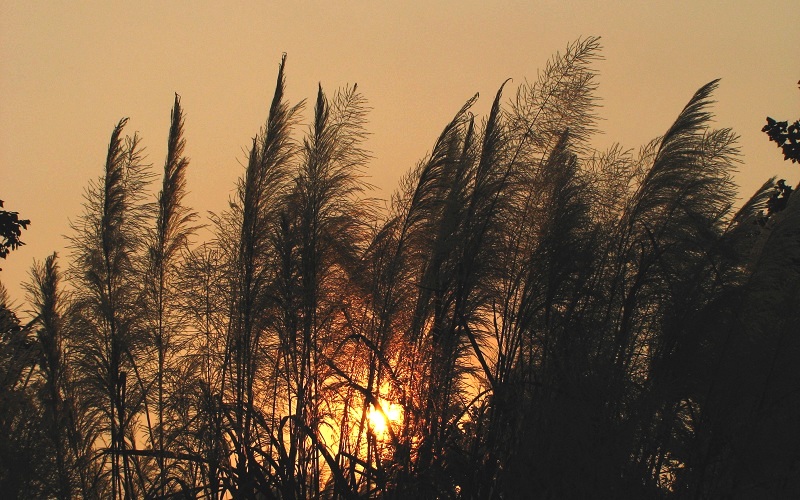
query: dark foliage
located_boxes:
[762,81,800,163]
[0,200,31,265]
[763,117,800,163]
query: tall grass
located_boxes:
[2,39,798,499]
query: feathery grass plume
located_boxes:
[380,94,476,310]
[371,95,474,430]
[691,178,777,316]
[508,36,601,163]
[420,85,515,493]
[272,82,372,498]
[396,94,478,248]
[464,41,601,494]
[388,82,513,497]
[68,118,153,499]
[25,254,104,499]
[624,80,737,237]
[395,94,477,370]
[471,41,602,488]
[492,36,601,366]
[453,82,511,384]
[521,131,594,376]
[222,53,302,497]
[394,94,476,461]
[607,81,727,369]
[483,131,604,497]
[139,93,198,497]
[25,253,75,499]
[588,81,745,492]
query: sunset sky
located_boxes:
[1,1,798,301]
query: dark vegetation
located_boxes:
[1,39,799,498]
[0,199,30,266]
[762,81,800,164]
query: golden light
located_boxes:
[368,398,403,438]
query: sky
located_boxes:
[1,1,798,302]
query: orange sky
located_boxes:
[1,1,798,302]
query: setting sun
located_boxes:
[368,399,403,438]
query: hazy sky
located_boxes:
[1,1,798,301]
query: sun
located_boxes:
[368,398,403,438]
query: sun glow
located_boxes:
[368,398,403,438]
